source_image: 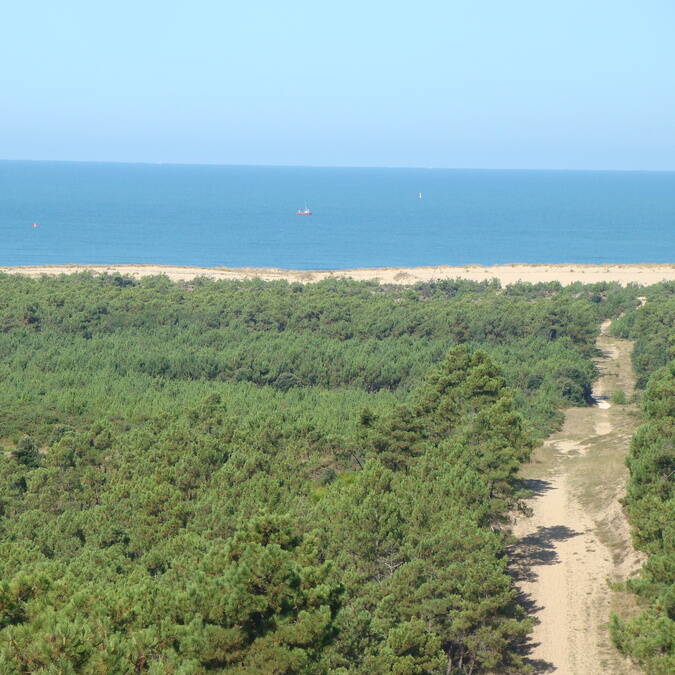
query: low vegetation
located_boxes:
[610,389,628,405]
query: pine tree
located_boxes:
[13,436,40,468]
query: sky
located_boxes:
[1,1,674,170]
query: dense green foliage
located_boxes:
[612,284,675,388]
[610,285,675,673]
[0,274,643,673]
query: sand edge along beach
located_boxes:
[1,263,674,286]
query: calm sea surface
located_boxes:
[1,161,673,268]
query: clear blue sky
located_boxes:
[2,1,674,169]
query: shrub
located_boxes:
[610,389,627,404]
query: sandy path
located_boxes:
[0,263,674,286]
[511,320,644,674]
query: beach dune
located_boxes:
[1,263,674,286]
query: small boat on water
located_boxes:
[296,203,312,216]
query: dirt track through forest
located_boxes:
[511,320,644,674]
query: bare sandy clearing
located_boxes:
[1,263,674,286]
[511,322,643,674]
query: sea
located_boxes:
[1,161,673,268]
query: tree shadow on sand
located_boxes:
[509,480,584,672]
[519,477,556,498]
[510,523,582,582]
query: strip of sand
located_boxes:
[1,263,674,286]
[511,320,643,673]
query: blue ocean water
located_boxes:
[1,161,673,268]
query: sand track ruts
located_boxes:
[511,320,644,674]
[1,263,674,286]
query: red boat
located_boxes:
[296,204,312,215]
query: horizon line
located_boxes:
[2,157,675,173]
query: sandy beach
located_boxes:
[1,263,674,286]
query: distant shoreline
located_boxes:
[2,263,674,286]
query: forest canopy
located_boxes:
[0,273,658,673]
[611,283,675,673]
